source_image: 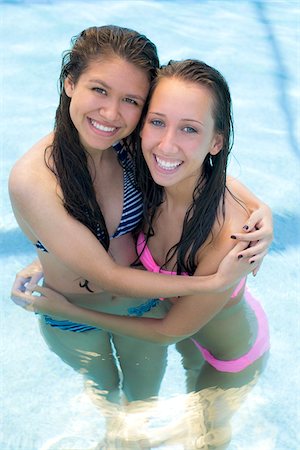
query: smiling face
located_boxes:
[141,77,223,190]
[64,56,150,154]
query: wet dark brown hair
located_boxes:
[134,59,234,274]
[47,25,159,250]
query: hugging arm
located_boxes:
[14,191,260,343]
[15,240,255,345]
[9,164,246,301]
[10,177,272,300]
[226,177,273,272]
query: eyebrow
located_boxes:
[89,79,147,102]
[148,111,204,126]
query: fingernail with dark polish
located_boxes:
[238,255,243,259]
[250,261,255,264]
[230,235,236,239]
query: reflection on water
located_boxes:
[40,375,258,450]
[35,291,268,449]
[3,1,298,448]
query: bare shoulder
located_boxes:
[9,133,55,198]
[218,189,250,242]
[196,189,250,274]
[226,175,247,197]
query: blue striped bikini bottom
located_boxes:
[42,298,160,332]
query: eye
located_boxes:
[150,119,165,127]
[123,97,138,106]
[182,126,197,134]
[93,87,107,95]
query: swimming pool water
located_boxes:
[1,1,299,449]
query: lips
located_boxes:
[89,118,118,134]
[155,155,183,171]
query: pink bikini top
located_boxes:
[137,232,270,373]
[136,232,245,299]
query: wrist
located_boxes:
[195,273,218,294]
[62,302,82,322]
[213,272,233,293]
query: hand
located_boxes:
[11,285,72,318]
[217,241,259,290]
[230,204,273,275]
[11,259,44,297]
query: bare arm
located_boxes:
[12,193,257,343]
[227,177,273,273]
[17,238,252,345]
[10,137,270,300]
[227,176,273,247]
[14,276,246,345]
[10,159,250,299]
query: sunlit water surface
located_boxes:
[1,1,299,449]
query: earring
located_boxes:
[209,154,213,167]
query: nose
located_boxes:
[99,99,120,122]
[157,128,178,155]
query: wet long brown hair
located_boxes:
[134,59,234,275]
[47,25,159,250]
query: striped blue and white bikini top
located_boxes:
[110,141,143,239]
[35,141,143,253]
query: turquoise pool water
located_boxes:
[1,1,299,448]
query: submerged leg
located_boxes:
[184,356,268,449]
[39,319,121,403]
[176,337,205,392]
[113,333,168,401]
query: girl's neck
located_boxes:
[163,174,199,212]
[87,146,114,177]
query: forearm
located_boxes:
[13,204,221,299]
[61,302,181,345]
[97,263,221,298]
[10,179,239,299]
[38,282,231,345]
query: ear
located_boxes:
[210,133,223,156]
[64,76,75,98]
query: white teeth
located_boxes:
[156,155,182,170]
[90,119,116,132]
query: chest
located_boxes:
[146,205,221,275]
[147,208,186,270]
[93,154,124,237]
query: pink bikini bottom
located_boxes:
[191,288,270,373]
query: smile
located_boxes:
[155,155,183,171]
[89,118,117,133]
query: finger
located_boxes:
[238,245,268,260]
[248,240,269,253]
[11,290,37,309]
[232,228,272,243]
[26,272,44,292]
[238,243,262,258]
[232,240,252,253]
[230,231,257,241]
[240,251,267,269]
[252,262,262,277]
[249,250,268,263]
[242,210,262,232]
[11,276,31,294]
[14,275,31,283]
[239,259,260,277]
[31,285,55,297]
[11,295,32,308]
[31,272,44,284]
[225,241,254,263]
